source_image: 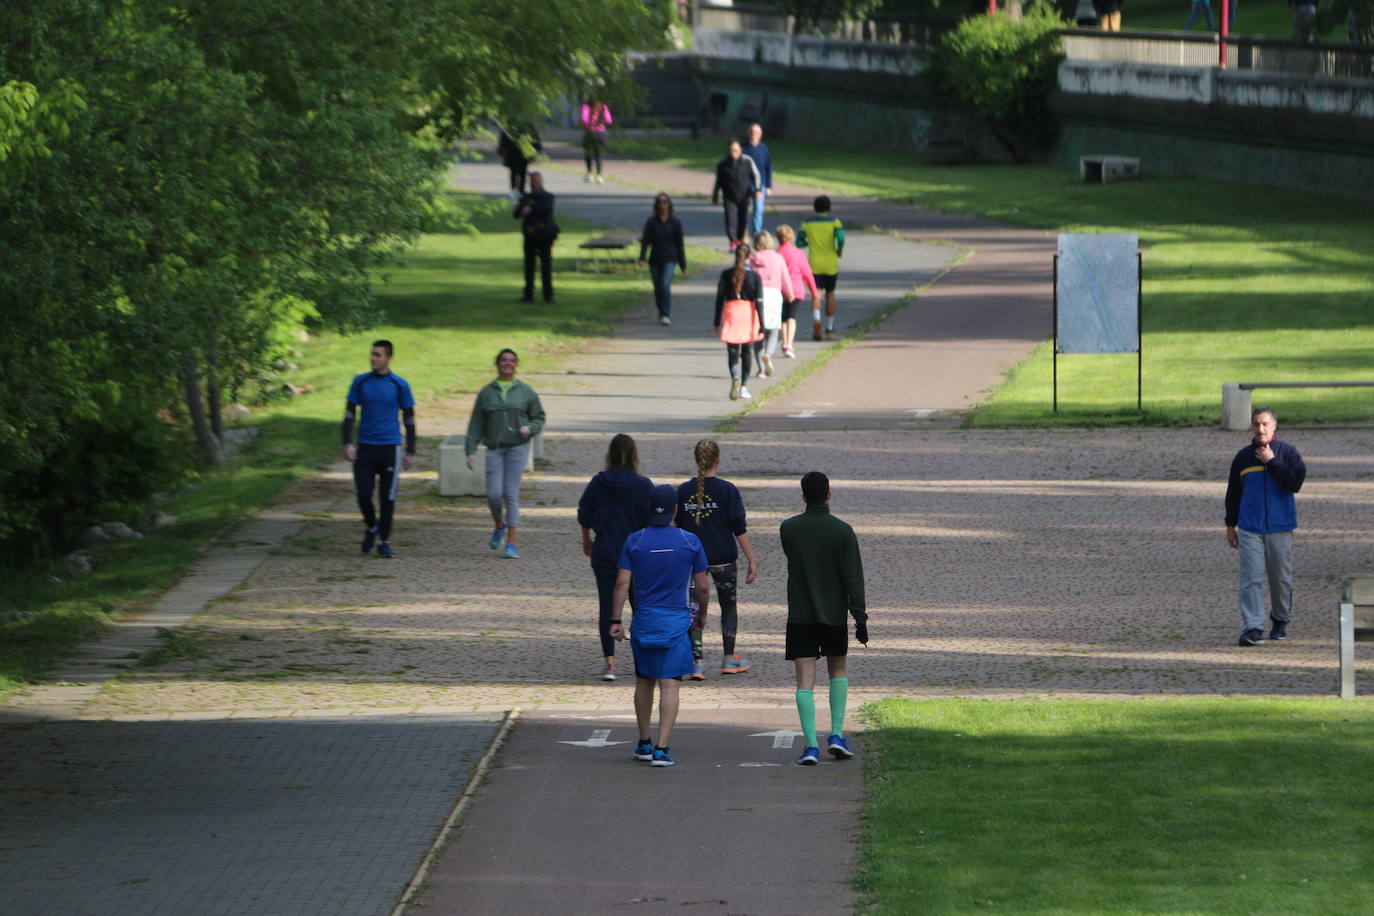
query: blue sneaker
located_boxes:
[504,543,519,559]
[797,746,820,766]
[827,735,855,759]
[489,527,505,550]
[633,739,654,762]
[651,746,674,767]
[1269,620,1288,641]
[1238,629,1265,646]
[376,541,396,558]
[360,526,378,554]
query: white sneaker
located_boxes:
[595,174,605,184]
[583,173,594,183]
[783,346,795,358]
[761,354,774,377]
[739,387,752,399]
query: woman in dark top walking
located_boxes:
[577,433,655,682]
[676,438,757,680]
[714,245,763,401]
[638,192,687,326]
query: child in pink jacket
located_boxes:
[776,224,819,358]
[747,231,794,379]
[580,99,613,183]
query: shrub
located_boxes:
[932,2,1066,161]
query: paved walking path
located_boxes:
[4,140,1374,915]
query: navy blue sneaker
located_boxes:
[361,526,378,554]
[633,739,654,762]
[797,746,820,766]
[651,746,675,767]
[1269,621,1288,641]
[1238,629,1265,646]
[827,735,855,759]
[376,541,396,558]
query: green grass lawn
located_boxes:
[1122,0,1347,40]
[614,136,1374,427]
[0,194,670,698]
[862,697,1374,913]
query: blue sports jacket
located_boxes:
[1224,438,1306,533]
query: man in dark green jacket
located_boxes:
[779,471,868,766]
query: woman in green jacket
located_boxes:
[465,349,547,558]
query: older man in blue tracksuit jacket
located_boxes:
[1224,406,1306,646]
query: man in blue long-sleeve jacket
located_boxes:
[1224,406,1306,646]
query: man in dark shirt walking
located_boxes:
[711,140,760,251]
[779,471,867,766]
[515,171,558,303]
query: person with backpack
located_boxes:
[713,244,763,401]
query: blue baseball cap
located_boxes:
[648,484,678,525]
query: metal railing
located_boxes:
[1059,28,1374,77]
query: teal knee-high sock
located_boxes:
[829,677,849,737]
[795,689,817,747]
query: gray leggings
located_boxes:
[486,443,530,528]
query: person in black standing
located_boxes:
[711,140,760,251]
[638,192,687,326]
[515,171,558,303]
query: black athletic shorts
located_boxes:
[782,298,801,323]
[785,622,848,660]
[814,273,838,292]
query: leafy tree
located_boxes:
[931,0,1066,161]
[0,0,668,560]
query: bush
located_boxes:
[932,2,1066,161]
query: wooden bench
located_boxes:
[577,233,637,273]
[1339,577,1374,699]
[1221,381,1374,430]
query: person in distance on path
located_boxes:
[676,439,758,680]
[515,171,558,303]
[638,192,687,326]
[714,244,763,401]
[1225,406,1306,646]
[798,195,844,341]
[711,140,760,251]
[342,340,416,559]
[780,471,867,765]
[611,485,712,768]
[742,122,772,237]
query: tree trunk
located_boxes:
[206,344,223,441]
[181,357,226,464]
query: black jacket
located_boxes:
[639,216,686,268]
[714,267,762,327]
[515,189,558,243]
[712,155,760,203]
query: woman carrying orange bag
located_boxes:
[713,244,763,401]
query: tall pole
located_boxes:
[989,0,997,15]
[1219,0,1230,67]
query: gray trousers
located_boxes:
[485,443,530,528]
[1237,529,1293,633]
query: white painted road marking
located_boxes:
[549,714,637,720]
[787,410,818,418]
[749,729,804,749]
[558,728,630,748]
[738,762,783,767]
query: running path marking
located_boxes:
[557,728,630,748]
[750,728,804,748]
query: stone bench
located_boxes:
[1339,577,1374,699]
[437,433,542,497]
[1221,381,1374,430]
[1080,155,1140,184]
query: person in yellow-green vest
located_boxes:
[465,348,546,558]
[798,195,845,341]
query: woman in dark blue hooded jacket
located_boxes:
[578,433,655,681]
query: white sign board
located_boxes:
[1056,234,1139,354]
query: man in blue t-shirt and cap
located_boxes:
[610,484,711,768]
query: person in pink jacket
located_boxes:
[747,231,794,379]
[580,97,613,183]
[775,224,819,358]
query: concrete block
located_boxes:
[1221,383,1252,430]
[1081,155,1141,183]
[438,434,540,497]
